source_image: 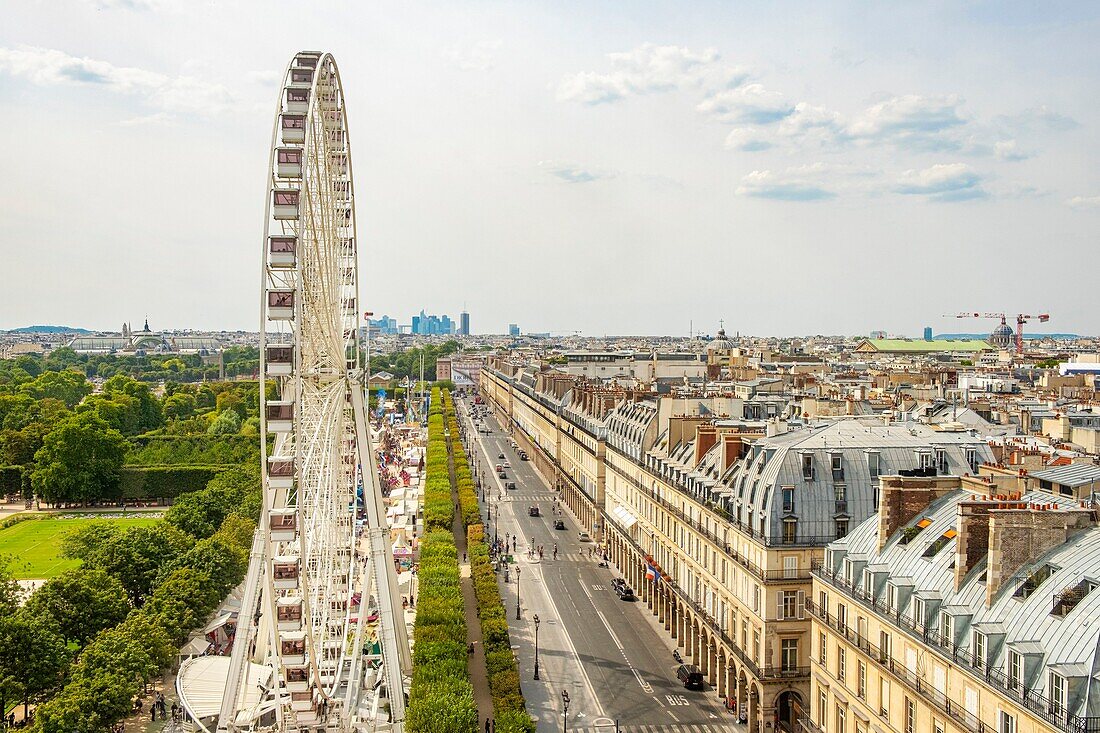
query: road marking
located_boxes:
[581,580,654,694]
[652,695,666,707]
[667,710,681,721]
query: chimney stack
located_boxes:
[985,505,1093,605]
[877,476,959,551]
[694,424,718,467]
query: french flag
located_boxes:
[645,564,660,581]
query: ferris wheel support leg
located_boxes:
[217,527,268,733]
[350,386,411,723]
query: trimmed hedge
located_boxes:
[407,388,477,733]
[117,465,230,499]
[444,390,534,733]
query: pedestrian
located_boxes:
[463,551,467,562]
[485,719,490,733]
[410,593,415,607]
[171,702,179,722]
[553,544,558,560]
[512,537,516,551]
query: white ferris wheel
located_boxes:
[217,50,411,733]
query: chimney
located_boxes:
[694,424,718,467]
[877,475,959,551]
[954,499,995,590]
[722,434,743,471]
[985,505,1093,605]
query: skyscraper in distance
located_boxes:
[459,311,470,336]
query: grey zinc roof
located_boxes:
[833,490,1100,717]
[1029,463,1100,488]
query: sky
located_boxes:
[0,1,1097,337]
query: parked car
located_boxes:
[528,506,540,517]
[577,531,591,542]
[553,520,565,530]
[498,453,505,459]
[498,471,507,479]
[519,451,529,461]
[676,664,705,690]
[495,464,503,472]
[505,482,516,490]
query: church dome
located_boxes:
[707,328,733,352]
[989,320,1013,348]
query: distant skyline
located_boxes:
[1,2,1098,335]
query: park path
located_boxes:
[448,436,495,727]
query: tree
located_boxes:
[23,568,130,646]
[142,567,220,642]
[0,613,70,718]
[215,390,248,420]
[76,393,141,435]
[31,414,127,504]
[163,392,196,421]
[208,408,241,435]
[13,356,41,377]
[78,523,194,606]
[102,375,162,432]
[18,370,90,408]
[60,520,122,561]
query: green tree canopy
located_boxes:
[23,568,130,646]
[75,523,194,605]
[31,413,127,504]
[18,369,90,408]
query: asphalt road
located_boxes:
[456,396,740,733]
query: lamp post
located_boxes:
[533,614,541,680]
[515,566,522,620]
[561,690,570,733]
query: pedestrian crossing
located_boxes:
[566,723,743,733]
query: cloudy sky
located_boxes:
[1,1,1097,336]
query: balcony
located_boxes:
[811,566,1100,733]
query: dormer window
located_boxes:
[831,452,844,481]
[866,451,881,479]
[936,449,948,475]
[801,453,815,481]
[972,631,987,668]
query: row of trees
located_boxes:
[445,392,533,731]
[406,388,479,732]
[3,346,260,384]
[0,355,261,504]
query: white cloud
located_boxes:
[538,160,615,183]
[0,46,235,116]
[993,139,1031,161]
[557,43,747,104]
[895,163,986,201]
[1001,104,1078,132]
[1066,195,1100,210]
[847,94,967,147]
[117,111,174,126]
[80,0,164,9]
[735,164,835,201]
[697,83,793,124]
[724,128,772,152]
[443,40,502,72]
[777,102,846,146]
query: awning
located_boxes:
[179,636,212,657]
[176,655,272,729]
[202,612,234,635]
[611,505,638,530]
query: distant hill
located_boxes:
[935,332,1079,340]
[4,325,91,334]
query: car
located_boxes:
[577,531,591,542]
[505,482,516,490]
[614,582,635,601]
[676,664,705,690]
[495,464,503,472]
[519,451,529,461]
[498,471,507,479]
[528,506,540,517]
[498,453,505,459]
[553,520,565,530]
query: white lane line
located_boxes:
[581,580,655,694]
[667,710,680,722]
[652,695,666,707]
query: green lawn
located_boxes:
[0,517,159,579]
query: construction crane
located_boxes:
[943,312,1050,354]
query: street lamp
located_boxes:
[533,614,541,680]
[515,566,522,620]
[561,690,570,733]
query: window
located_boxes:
[868,451,881,478]
[832,453,845,481]
[933,719,945,733]
[966,448,979,473]
[783,518,798,544]
[781,638,798,672]
[819,632,828,665]
[999,711,1016,733]
[918,451,933,470]
[857,661,867,698]
[914,599,927,628]
[784,556,798,579]
[782,486,795,512]
[905,698,915,733]
[1008,651,1022,691]
[819,689,828,728]
[782,591,798,619]
[753,629,761,663]
[819,590,829,613]
[862,569,873,595]
[880,631,892,663]
[836,518,850,539]
[880,678,891,718]
[936,449,948,475]
[803,454,815,481]
[837,646,847,680]
[836,704,847,733]
[973,631,987,668]
[837,603,848,633]
[1049,672,1067,717]
[886,584,897,611]
[939,612,953,643]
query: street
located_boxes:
[456,396,740,733]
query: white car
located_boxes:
[578,532,592,542]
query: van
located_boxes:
[676,664,704,690]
